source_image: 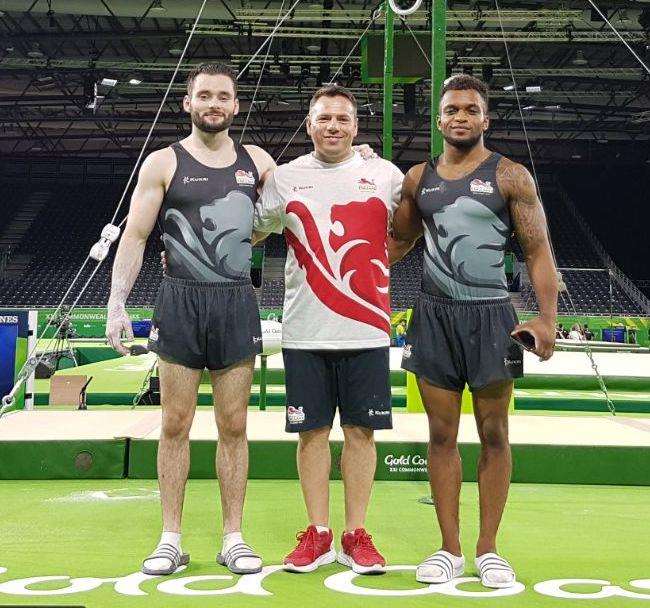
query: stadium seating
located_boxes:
[0,181,645,317]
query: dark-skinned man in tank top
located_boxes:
[391,74,557,589]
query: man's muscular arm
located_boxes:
[388,163,426,265]
[498,158,557,361]
[106,149,169,354]
[389,163,425,265]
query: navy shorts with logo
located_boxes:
[148,276,262,370]
[401,293,523,392]
[282,347,392,433]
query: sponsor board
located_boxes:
[384,453,428,475]
[1,565,650,600]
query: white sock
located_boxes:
[144,531,182,571]
[160,531,182,552]
[417,550,465,582]
[222,531,243,552]
[476,553,516,587]
[222,531,261,571]
[315,525,330,534]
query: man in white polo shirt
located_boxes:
[254,85,404,575]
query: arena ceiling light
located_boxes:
[388,0,423,17]
[150,0,166,13]
[27,43,44,59]
[572,50,589,66]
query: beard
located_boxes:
[442,130,483,150]
[191,110,234,134]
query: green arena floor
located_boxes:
[1,479,650,607]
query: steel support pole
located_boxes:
[431,0,447,158]
[382,1,394,160]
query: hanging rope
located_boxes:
[275,6,382,162]
[494,0,616,415]
[240,0,287,142]
[1,0,303,419]
[586,0,650,75]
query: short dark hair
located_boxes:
[440,74,489,110]
[309,85,357,114]
[186,63,238,97]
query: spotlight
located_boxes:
[572,50,588,66]
[27,43,44,58]
[525,85,542,93]
[100,78,118,87]
[151,0,166,13]
[503,84,515,91]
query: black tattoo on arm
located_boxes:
[497,159,549,256]
[497,158,558,319]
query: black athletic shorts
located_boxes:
[401,292,523,392]
[282,347,392,433]
[148,276,262,370]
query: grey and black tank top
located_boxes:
[161,141,259,282]
[416,152,511,300]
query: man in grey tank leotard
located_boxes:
[105,64,276,577]
[392,75,557,589]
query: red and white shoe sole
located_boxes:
[283,548,336,573]
[337,551,386,575]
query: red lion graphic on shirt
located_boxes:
[284,197,390,333]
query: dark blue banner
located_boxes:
[0,320,18,402]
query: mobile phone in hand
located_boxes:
[510,330,536,352]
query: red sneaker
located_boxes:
[283,525,336,573]
[338,528,386,574]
